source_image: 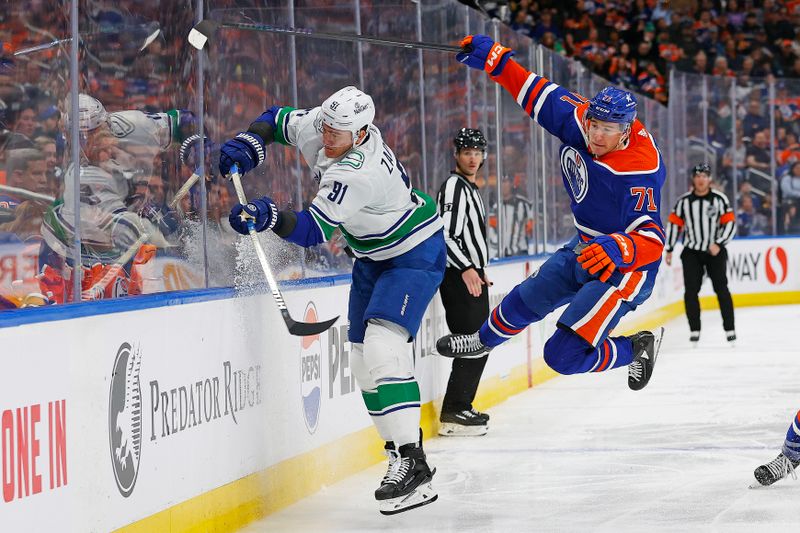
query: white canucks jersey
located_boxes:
[44,109,177,262]
[274,106,443,261]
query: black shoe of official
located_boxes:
[436,332,490,359]
[375,443,437,514]
[439,407,489,436]
[726,330,737,344]
[690,331,700,344]
[627,327,664,391]
[752,452,799,487]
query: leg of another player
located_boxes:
[752,410,800,487]
[681,249,704,342]
[439,268,490,436]
[706,249,736,342]
[437,244,580,358]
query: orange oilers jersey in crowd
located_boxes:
[490,59,667,274]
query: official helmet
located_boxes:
[321,86,375,143]
[691,163,711,176]
[453,127,487,160]
[586,86,637,126]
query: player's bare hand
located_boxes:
[462,268,485,297]
[708,243,721,256]
[665,252,672,266]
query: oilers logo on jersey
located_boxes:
[561,147,589,203]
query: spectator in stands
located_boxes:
[743,100,768,140]
[745,131,772,173]
[737,193,769,236]
[779,132,800,166]
[9,101,36,140]
[1,148,48,209]
[532,10,560,40]
[711,55,734,77]
[33,136,59,196]
[780,201,800,235]
[781,162,800,203]
[737,180,763,213]
[34,105,59,139]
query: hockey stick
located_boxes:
[82,169,201,300]
[14,23,161,56]
[168,170,201,210]
[188,19,461,53]
[0,184,55,203]
[229,164,338,337]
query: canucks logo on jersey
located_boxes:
[561,147,589,203]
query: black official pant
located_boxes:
[439,267,490,413]
[681,247,735,332]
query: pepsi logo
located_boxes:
[300,303,322,434]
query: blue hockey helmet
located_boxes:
[586,86,637,126]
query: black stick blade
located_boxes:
[188,20,219,50]
[286,315,340,337]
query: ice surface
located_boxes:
[242,304,800,532]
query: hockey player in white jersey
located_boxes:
[39,93,200,302]
[220,86,445,515]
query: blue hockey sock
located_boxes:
[589,336,635,372]
[479,285,541,347]
[782,410,800,461]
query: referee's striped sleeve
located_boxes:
[438,178,472,270]
[715,192,736,245]
[665,197,685,252]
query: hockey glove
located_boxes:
[219,132,266,177]
[457,34,515,76]
[577,233,635,283]
[229,196,278,235]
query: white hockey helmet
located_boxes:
[71,93,108,132]
[321,86,375,143]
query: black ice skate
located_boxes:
[439,407,490,437]
[627,327,664,391]
[726,330,737,345]
[750,452,799,487]
[436,332,490,359]
[689,331,700,345]
[375,443,437,515]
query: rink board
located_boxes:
[0,236,798,531]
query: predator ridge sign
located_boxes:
[108,340,263,498]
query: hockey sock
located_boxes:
[360,389,393,442]
[782,410,800,461]
[366,378,421,447]
[589,337,634,372]
[479,285,540,347]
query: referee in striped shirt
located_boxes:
[665,164,737,344]
[435,128,491,436]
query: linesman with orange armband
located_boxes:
[437,35,667,392]
[664,164,737,345]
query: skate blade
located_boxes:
[378,482,438,515]
[438,422,488,437]
[749,480,769,489]
[653,327,664,363]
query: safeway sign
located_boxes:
[725,241,795,292]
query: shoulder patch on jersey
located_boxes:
[106,114,135,138]
[595,121,660,175]
[560,147,590,203]
[337,150,365,169]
